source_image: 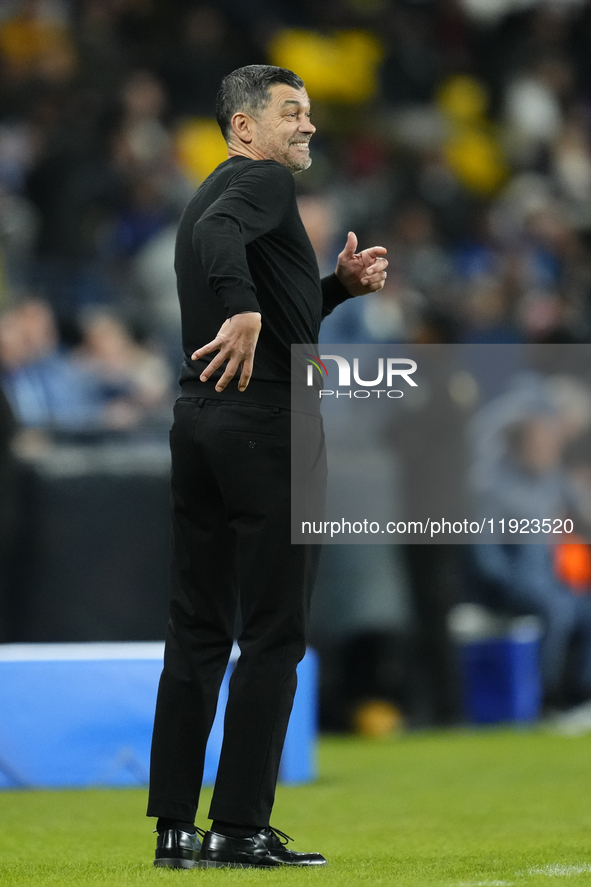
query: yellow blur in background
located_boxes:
[269,28,383,103]
[438,75,508,196]
[175,118,228,185]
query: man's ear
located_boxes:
[230,112,254,144]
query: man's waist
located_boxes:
[179,372,291,411]
[179,360,322,416]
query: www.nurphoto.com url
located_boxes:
[301,518,575,538]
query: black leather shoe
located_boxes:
[154,827,203,868]
[197,826,328,868]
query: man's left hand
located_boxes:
[335,231,388,297]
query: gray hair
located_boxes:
[216,65,304,140]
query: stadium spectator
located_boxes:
[0,298,99,429]
[467,374,591,712]
[73,308,172,429]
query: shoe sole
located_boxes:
[154,858,199,869]
[196,860,328,869]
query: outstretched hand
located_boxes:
[335,231,388,297]
[191,311,262,392]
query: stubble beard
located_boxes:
[261,135,312,173]
[290,153,312,173]
[285,140,312,173]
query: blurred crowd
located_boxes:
[2,0,591,730]
[2,0,591,431]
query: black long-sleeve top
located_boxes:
[175,155,351,409]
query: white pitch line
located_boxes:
[457,881,515,886]
[524,863,591,877]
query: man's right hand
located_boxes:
[191,311,262,392]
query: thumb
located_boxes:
[342,231,358,257]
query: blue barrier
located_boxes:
[458,635,542,724]
[450,606,543,725]
[0,643,317,789]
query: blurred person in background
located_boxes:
[467,373,591,723]
[74,308,172,429]
[0,297,98,430]
[101,68,191,328]
[111,69,172,175]
[130,220,181,363]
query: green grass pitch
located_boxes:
[1,729,591,886]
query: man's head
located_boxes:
[216,64,315,173]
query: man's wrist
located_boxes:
[330,270,353,295]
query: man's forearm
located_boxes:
[193,215,261,318]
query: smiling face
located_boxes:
[229,84,315,173]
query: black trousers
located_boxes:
[147,397,324,827]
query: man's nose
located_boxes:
[299,118,316,134]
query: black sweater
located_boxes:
[175,155,350,408]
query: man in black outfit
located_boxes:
[148,64,388,869]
